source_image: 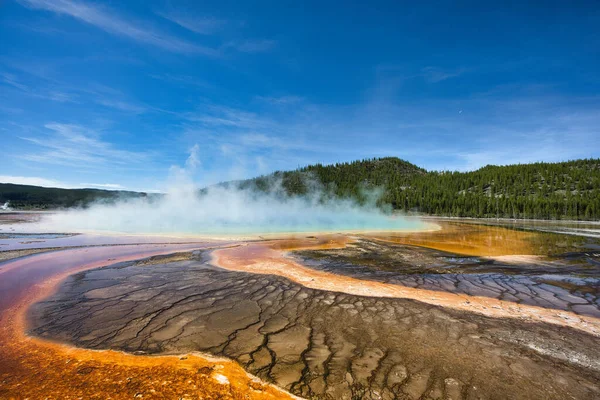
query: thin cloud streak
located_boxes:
[0,175,65,188]
[17,0,221,56]
[226,39,277,53]
[420,66,467,83]
[256,95,304,105]
[0,175,126,190]
[148,73,211,88]
[95,99,146,114]
[79,183,125,189]
[157,11,226,35]
[180,88,600,176]
[1,63,148,113]
[18,123,152,168]
[1,71,79,103]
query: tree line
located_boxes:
[3,157,599,220]
[0,183,153,209]
[243,157,600,220]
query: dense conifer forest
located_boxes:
[242,157,600,220]
[0,184,152,209]
[2,158,600,220]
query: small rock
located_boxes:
[249,380,263,391]
[197,366,213,375]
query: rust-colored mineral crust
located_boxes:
[0,244,295,400]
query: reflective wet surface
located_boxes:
[28,250,600,399]
[368,220,599,256]
[2,215,600,399]
[0,243,292,400]
[294,238,600,318]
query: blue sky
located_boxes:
[1,0,599,192]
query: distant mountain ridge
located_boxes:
[0,183,154,210]
[2,157,599,220]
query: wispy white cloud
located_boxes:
[18,123,152,168]
[236,133,317,153]
[373,64,468,90]
[9,19,67,35]
[1,72,29,91]
[180,86,600,176]
[39,90,77,103]
[72,83,149,114]
[0,105,24,115]
[239,133,279,148]
[0,175,127,190]
[226,39,277,53]
[148,73,210,88]
[179,104,347,177]
[79,182,125,189]
[157,11,226,35]
[0,175,66,187]
[95,98,146,114]
[186,105,274,130]
[17,0,220,56]
[420,66,467,83]
[0,71,78,103]
[453,107,600,171]
[256,95,304,105]
[156,10,275,54]
[1,62,148,113]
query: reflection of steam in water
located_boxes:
[32,183,427,235]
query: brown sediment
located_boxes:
[3,223,599,399]
[211,241,600,336]
[133,251,198,266]
[292,237,600,318]
[30,252,600,399]
[366,221,587,256]
[265,234,351,251]
[0,247,60,262]
[0,244,296,400]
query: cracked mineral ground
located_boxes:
[29,244,600,400]
[293,238,600,318]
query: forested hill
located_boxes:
[394,159,600,220]
[0,183,153,209]
[237,157,426,201]
[240,157,600,220]
[2,158,600,220]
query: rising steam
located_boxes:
[33,147,427,235]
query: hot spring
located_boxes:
[26,185,431,236]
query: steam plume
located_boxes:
[33,147,426,235]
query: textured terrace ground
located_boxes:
[30,240,600,399]
[2,220,600,399]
